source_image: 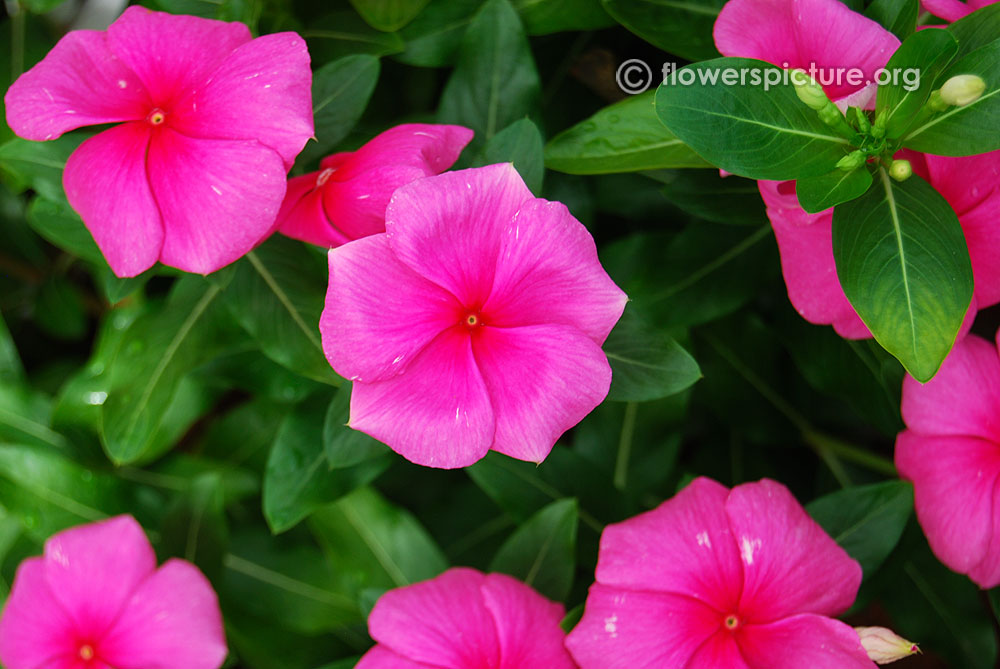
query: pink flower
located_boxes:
[3,6,313,277]
[922,0,998,22]
[320,163,627,469]
[277,124,474,247]
[565,477,874,669]
[356,568,575,669]
[896,330,1000,588]
[0,515,226,669]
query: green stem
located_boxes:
[613,402,638,490]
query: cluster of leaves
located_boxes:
[0,0,997,667]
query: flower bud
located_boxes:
[927,89,950,112]
[791,70,830,111]
[836,150,866,171]
[855,626,920,665]
[940,74,987,106]
[889,159,912,182]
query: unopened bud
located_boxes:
[836,150,866,170]
[791,69,830,111]
[940,74,987,106]
[889,159,912,182]
[855,627,921,665]
[927,89,950,112]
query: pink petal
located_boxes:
[100,559,227,669]
[594,477,743,612]
[738,614,875,669]
[275,172,352,248]
[714,0,899,101]
[962,193,1000,308]
[686,631,750,669]
[900,333,1000,441]
[356,646,441,668]
[480,572,574,669]
[323,164,429,240]
[63,122,163,278]
[385,163,534,306]
[332,124,474,182]
[922,0,977,21]
[349,327,495,469]
[367,568,501,668]
[481,198,627,343]
[106,6,251,107]
[0,558,78,668]
[726,479,862,622]
[895,431,1000,587]
[3,30,149,141]
[42,516,156,641]
[565,583,723,669]
[321,235,461,384]
[471,324,612,463]
[170,33,313,170]
[147,128,287,274]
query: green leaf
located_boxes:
[396,0,483,67]
[304,11,405,61]
[263,394,389,534]
[832,170,973,381]
[0,312,23,385]
[545,91,710,174]
[655,58,853,180]
[0,135,81,201]
[513,0,612,34]
[807,481,913,577]
[600,0,724,62]
[864,0,918,41]
[902,39,1000,155]
[475,118,544,194]
[947,3,1000,63]
[324,384,389,469]
[604,307,701,402]
[877,28,958,139]
[152,0,256,22]
[350,0,430,31]
[159,473,229,579]
[298,55,380,166]
[489,498,577,601]
[35,275,87,340]
[795,166,873,214]
[221,238,339,384]
[21,0,70,13]
[657,170,767,225]
[438,0,541,146]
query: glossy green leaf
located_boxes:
[25,196,102,263]
[864,0,918,40]
[657,170,766,225]
[795,166,873,214]
[298,55,380,166]
[159,473,229,579]
[324,384,389,469]
[655,58,853,180]
[601,0,724,62]
[304,11,405,61]
[475,118,544,194]
[0,312,23,385]
[513,0,612,34]
[396,0,483,67]
[0,135,81,201]
[489,498,577,601]
[947,3,1000,63]
[604,307,701,402]
[877,28,958,139]
[832,170,973,381]
[350,0,430,31]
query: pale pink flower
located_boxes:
[3,6,313,277]
[896,330,1000,588]
[923,0,998,22]
[277,124,473,247]
[566,477,874,669]
[320,163,627,469]
[356,568,576,668]
[0,515,226,669]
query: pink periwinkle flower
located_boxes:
[320,163,627,469]
[922,0,998,22]
[0,515,226,669]
[356,567,576,668]
[896,330,1000,588]
[566,477,874,669]
[3,6,313,277]
[277,123,474,247]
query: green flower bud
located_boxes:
[791,70,830,111]
[940,74,987,107]
[836,150,866,171]
[889,159,912,182]
[927,90,950,112]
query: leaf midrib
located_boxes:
[880,169,919,361]
[668,105,851,145]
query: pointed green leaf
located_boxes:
[489,498,578,601]
[796,166,873,214]
[475,118,544,193]
[864,0,918,41]
[600,0,724,62]
[604,307,701,402]
[349,0,430,31]
[298,54,380,166]
[324,384,389,469]
[877,28,958,139]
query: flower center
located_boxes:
[79,644,95,660]
[724,614,740,631]
[316,167,336,187]
[464,313,482,328]
[146,108,166,126]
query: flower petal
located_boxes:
[687,631,750,669]
[896,431,1000,587]
[594,477,743,611]
[4,30,149,141]
[565,583,722,669]
[332,124,474,181]
[385,163,534,306]
[727,480,862,622]
[106,6,251,106]
[63,123,163,278]
[901,333,1000,440]
[482,198,627,343]
[738,614,874,669]
[323,164,429,241]
[480,572,574,669]
[275,172,351,248]
[147,128,287,274]
[170,33,313,169]
[321,235,461,384]
[367,568,500,668]
[349,327,495,469]
[922,0,977,21]
[99,559,227,669]
[0,558,78,668]
[472,324,611,463]
[356,646,442,669]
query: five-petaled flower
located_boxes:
[0,515,226,669]
[320,162,628,469]
[4,6,313,277]
[566,477,875,668]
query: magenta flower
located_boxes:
[0,515,226,669]
[896,331,1000,588]
[923,0,998,22]
[320,163,627,469]
[3,6,313,277]
[565,478,874,669]
[277,123,473,247]
[356,568,575,669]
